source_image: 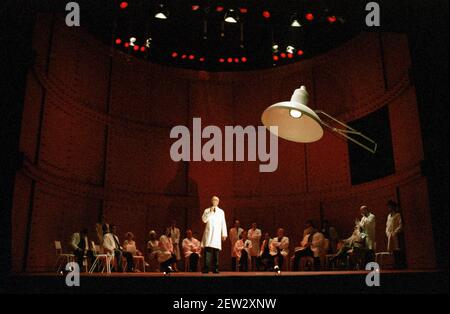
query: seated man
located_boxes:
[332,224,365,269]
[123,232,143,271]
[293,223,316,271]
[257,232,274,271]
[182,229,202,272]
[269,228,289,270]
[159,231,178,272]
[147,230,161,271]
[103,224,134,272]
[69,228,94,271]
[234,229,252,271]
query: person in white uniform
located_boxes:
[201,196,227,273]
[386,200,405,269]
[247,222,262,271]
[182,229,202,272]
[357,205,376,263]
[166,219,181,261]
[229,218,243,272]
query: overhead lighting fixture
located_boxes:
[261,86,377,153]
[224,9,238,23]
[145,38,152,48]
[286,45,295,54]
[155,5,168,19]
[272,44,279,53]
[291,18,302,27]
[129,37,136,46]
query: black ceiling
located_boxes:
[75,0,374,71]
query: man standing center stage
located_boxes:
[201,196,228,274]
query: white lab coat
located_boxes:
[182,237,202,258]
[201,207,227,250]
[167,227,181,260]
[247,228,262,257]
[386,212,402,252]
[359,213,376,250]
[229,227,243,257]
[102,233,119,253]
[269,236,289,256]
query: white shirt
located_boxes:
[229,227,243,256]
[269,236,289,256]
[182,237,202,258]
[247,228,262,257]
[201,206,227,250]
[234,239,252,259]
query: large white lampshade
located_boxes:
[261,86,324,143]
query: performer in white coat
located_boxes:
[247,223,262,271]
[270,228,289,269]
[201,196,227,273]
[229,218,243,272]
[386,201,403,252]
[358,205,376,251]
[166,220,181,261]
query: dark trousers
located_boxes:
[188,253,199,272]
[274,253,284,268]
[239,250,249,271]
[251,256,257,271]
[122,251,134,272]
[231,257,237,271]
[160,254,177,272]
[293,247,313,271]
[73,249,94,271]
[113,249,123,272]
[257,254,274,271]
[203,247,219,272]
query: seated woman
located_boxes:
[257,232,274,271]
[182,229,202,272]
[269,228,289,270]
[147,230,161,271]
[123,232,144,272]
[158,230,178,272]
[332,224,365,269]
[233,229,252,271]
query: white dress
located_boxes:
[386,212,402,252]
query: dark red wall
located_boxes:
[12,15,435,272]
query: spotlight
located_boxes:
[227,57,233,63]
[291,19,302,28]
[189,54,195,60]
[287,53,293,59]
[171,52,178,58]
[241,56,247,63]
[199,57,205,62]
[145,38,152,48]
[239,8,248,14]
[327,15,337,23]
[273,55,279,61]
[224,9,238,23]
[115,38,122,45]
[133,45,139,51]
[297,49,304,56]
[280,52,286,58]
[119,2,128,9]
[155,5,169,19]
[305,13,314,21]
[181,54,187,59]
[262,10,271,19]
[124,42,130,48]
[289,109,302,118]
[191,5,200,11]
[216,6,224,12]
[140,46,146,52]
[286,45,295,54]
[234,58,239,63]
[272,44,279,53]
[274,265,281,275]
[219,58,225,63]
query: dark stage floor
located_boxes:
[3,270,448,294]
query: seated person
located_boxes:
[123,232,142,256]
[182,229,202,272]
[332,224,366,269]
[158,231,178,272]
[269,228,289,269]
[147,230,161,271]
[69,228,94,271]
[293,223,326,271]
[233,229,252,271]
[257,232,274,271]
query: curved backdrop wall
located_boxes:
[12,14,435,272]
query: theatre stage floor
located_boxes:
[4,269,448,294]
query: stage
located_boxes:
[3,270,448,294]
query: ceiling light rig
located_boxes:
[106,2,350,71]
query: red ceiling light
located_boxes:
[239,8,248,14]
[216,6,224,12]
[305,13,314,21]
[199,57,205,62]
[181,54,187,59]
[241,56,247,63]
[219,58,225,63]
[124,42,130,48]
[140,46,146,52]
[262,11,271,19]
[327,15,337,23]
[191,5,200,11]
[287,53,293,59]
[273,55,279,61]
[133,45,139,51]
[171,52,178,58]
[189,54,195,60]
[119,2,128,9]
[234,58,239,63]
[115,38,122,45]
[280,52,286,58]
[227,57,233,63]
[297,49,304,56]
